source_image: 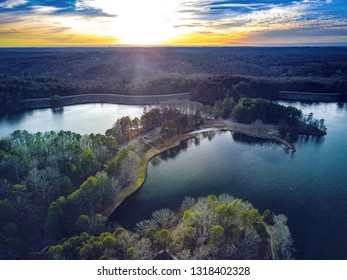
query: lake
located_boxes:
[1,101,346,259]
[0,103,145,136]
[111,102,347,260]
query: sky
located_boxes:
[0,0,346,46]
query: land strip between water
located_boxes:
[20,92,191,110]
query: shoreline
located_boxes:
[105,122,295,217]
[103,133,196,216]
[0,92,191,115]
[2,91,344,116]
[190,119,296,152]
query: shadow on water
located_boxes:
[337,102,347,112]
[201,130,217,141]
[0,110,34,126]
[159,145,184,161]
[158,131,295,165]
[51,107,64,114]
[180,140,188,151]
[158,130,277,163]
[194,137,200,146]
[296,134,325,146]
[150,157,161,167]
[231,132,269,146]
[158,138,192,162]
[231,132,288,152]
[231,129,325,151]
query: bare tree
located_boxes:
[151,208,175,229]
[179,197,196,213]
[135,219,156,237]
[118,151,141,187]
[273,214,294,260]
[135,238,155,260]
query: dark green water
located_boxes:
[112,102,347,260]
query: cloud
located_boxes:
[0,0,346,46]
[0,0,27,9]
[30,5,64,14]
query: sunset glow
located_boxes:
[0,0,346,46]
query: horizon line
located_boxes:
[1,44,347,49]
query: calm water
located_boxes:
[1,101,346,259]
[112,102,347,260]
[0,103,145,136]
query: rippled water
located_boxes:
[112,102,347,260]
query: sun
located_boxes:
[72,0,203,45]
[87,0,182,45]
[71,0,204,46]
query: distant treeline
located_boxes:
[1,74,346,114]
[191,75,346,104]
[1,47,346,113]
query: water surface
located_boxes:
[112,102,347,260]
[1,101,346,259]
[0,103,145,136]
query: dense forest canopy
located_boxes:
[0,130,119,258]
[232,98,302,124]
[231,98,327,138]
[0,101,205,259]
[47,194,294,260]
[0,47,346,113]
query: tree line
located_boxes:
[231,98,327,136]
[105,100,205,145]
[1,73,346,114]
[0,100,206,259]
[1,47,346,114]
[0,130,121,258]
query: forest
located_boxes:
[0,98,301,259]
[231,98,327,137]
[0,47,346,113]
[47,194,294,260]
[0,47,338,259]
[0,101,203,259]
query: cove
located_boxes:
[0,103,145,136]
[111,102,347,260]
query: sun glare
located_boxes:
[86,0,182,45]
[116,2,175,45]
